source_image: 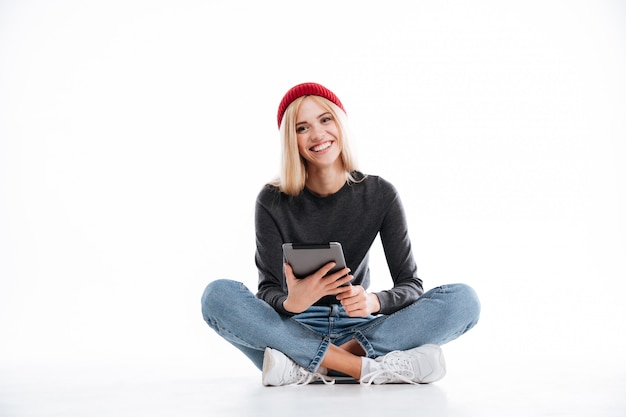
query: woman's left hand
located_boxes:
[335,285,381,317]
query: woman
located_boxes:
[201,82,480,386]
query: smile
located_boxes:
[310,141,333,152]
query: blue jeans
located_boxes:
[201,279,480,373]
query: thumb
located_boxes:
[284,263,297,283]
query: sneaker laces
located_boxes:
[360,351,419,385]
[287,366,335,386]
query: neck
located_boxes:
[305,165,347,197]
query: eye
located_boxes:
[321,116,333,124]
[295,125,308,134]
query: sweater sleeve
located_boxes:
[374,182,424,315]
[254,189,292,315]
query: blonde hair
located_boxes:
[270,96,363,196]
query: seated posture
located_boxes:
[201,82,481,386]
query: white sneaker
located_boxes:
[262,347,334,386]
[360,344,446,385]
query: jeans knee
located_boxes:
[453,283,481,325]
[201,279,240,320]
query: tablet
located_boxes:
[282,242,348,279]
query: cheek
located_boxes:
[296,137,308,154]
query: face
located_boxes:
[295,97,342,170]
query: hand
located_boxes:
[283,262,353,314]
[335,285,381,317]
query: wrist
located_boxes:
[368,293,381,314]
[283,297,303,314]
[282,297,294,313]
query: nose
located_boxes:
[311,123,326,141]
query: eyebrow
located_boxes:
[296,112,332,126]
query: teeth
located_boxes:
[311,142,332,152]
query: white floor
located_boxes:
[2,345,625,417]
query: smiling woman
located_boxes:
[2,0,625,413]
[200,82,481,386]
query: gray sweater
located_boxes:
[255,173,423,316]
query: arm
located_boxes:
[374,183,424,315]
[254,191,292,314]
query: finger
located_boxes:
[325,267,351,280]
[326,273,353,291]
[341,295,362,309]
[343,300,366,316]
[337,282,361,297]
[284,263,298,283]
[338,273,353,286]
[340,295,366,312]
[334,284,355,300]
[335,276,356,292]
[315,261,338,278]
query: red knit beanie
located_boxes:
[276,82,346,128]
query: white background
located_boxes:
[1,0,625,380]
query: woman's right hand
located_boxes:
[282,262,353,314]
